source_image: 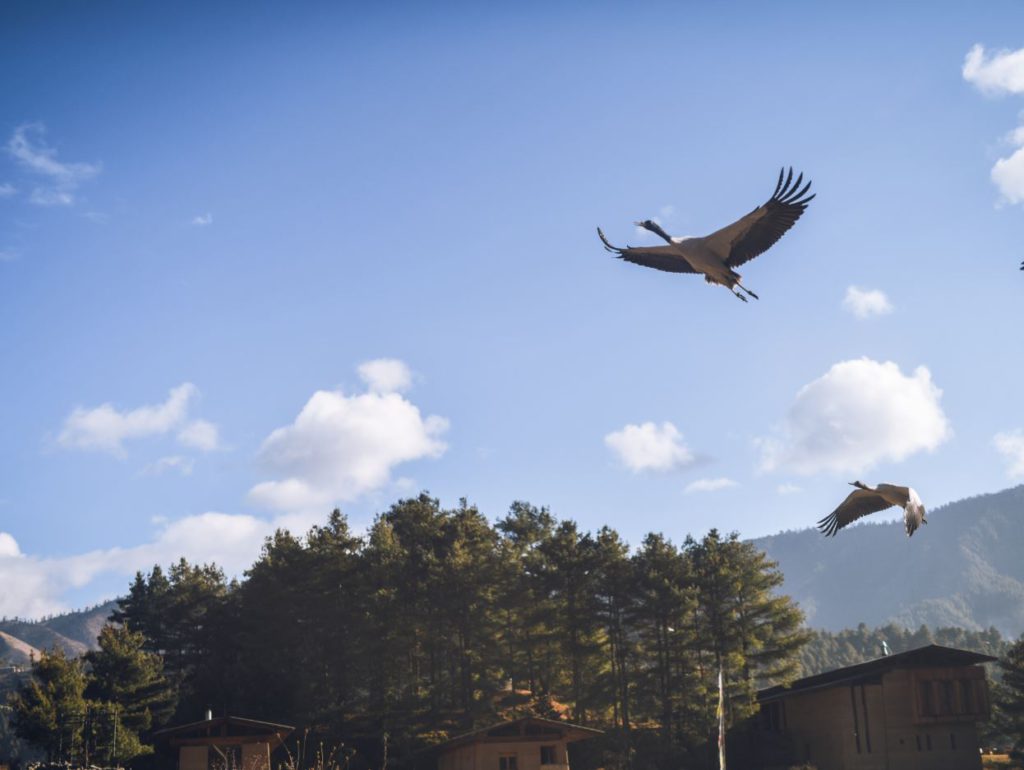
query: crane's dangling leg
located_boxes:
[732,289,748,303]
[736,282,759,300]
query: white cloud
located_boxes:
[178,419,220,451]
[58,383,219,457]
[990,122,1024,205]
[358,358,413,394]
[6,124,100,206]
[0,533,20,557]
[0,183,15,197]
[843,286,893,318]
[963,44,1024,95]
[0,510,309,618]
[143,455,195,476]
[191,213,213,226]
[249,362,448,512]
[994,430,1024,478]
[962,46,1024,204]
[758,358,951,476]
[685,477,737,494]
[776,482,802,495]
[0,249,17,263]
[605,421,695,473]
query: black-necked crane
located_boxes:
[597,167,814,301]
[817,481,927,538]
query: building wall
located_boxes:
[766,665,987,770]
[439,739,570,770]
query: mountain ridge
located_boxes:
[751,484,1024,635]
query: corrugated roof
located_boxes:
[758,644,997,703]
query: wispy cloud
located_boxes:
[6,123,100,206]
[843,286,893,319]
[963,45,1024,204]
[605,421,695,473]
[963,44,1024,95]
[58,383,220,457]
[0,511,315,618]
[994,430,1024,478]
[0,182,15,198]
[177,419,220,451]
[142,455,195,476]
[776,482,802,495]
[684,477,737,494]
[0,249,17,263]
[191,213,213,226]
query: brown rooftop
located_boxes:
[758,644,997,704]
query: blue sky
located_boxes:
[2,1,1024,616]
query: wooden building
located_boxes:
[153,715,294,770]
[744,644,995,770]
[427,717,602,770]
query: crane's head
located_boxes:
[634,219,673,243]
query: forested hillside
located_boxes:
[753,484,1024,635]
[799,623,1009,676]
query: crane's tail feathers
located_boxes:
[596,227,624,255]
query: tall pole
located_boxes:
[717,667,726,770]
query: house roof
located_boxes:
[425,716,603,753]
[758,644,997,704]
[153,715,295,747]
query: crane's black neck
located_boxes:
[639,220,673,244]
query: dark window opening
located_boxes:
[919,681,935,716]
[950,732,957,750]
[540,746,557,766]
[499,755,518,770]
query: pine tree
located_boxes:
[993,635,1024,758]
[86,624,176,735]
[9,648,88,762]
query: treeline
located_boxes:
[61,494,807,769]
[799,623,1010,676]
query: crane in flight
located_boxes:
[817,481,927,538]
[597,167,814,301]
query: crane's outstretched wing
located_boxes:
[597,228,697,274]
[704,167,815,268]
[816,489,894,537]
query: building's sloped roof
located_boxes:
[153,715,295,741]
[758,644,997,703]
[425,716,603,753]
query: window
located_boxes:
[499,755,518,770]
[958,680,974,714]
[916,676,988,720]
[540,746,557,765]
[918,681,935,717]
[938,681,955,715]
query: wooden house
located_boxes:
[153,715,294,770]
[744,644,995,769]
[427,717,602,770]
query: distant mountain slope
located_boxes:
[0,630,40,667]
[0,599,117,658]
[752,484,1024,636]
